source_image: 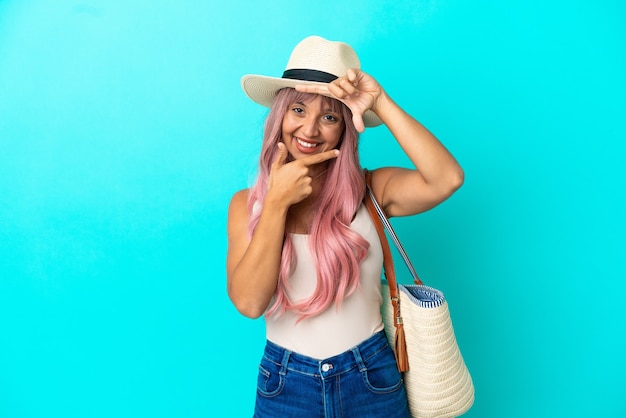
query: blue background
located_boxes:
[1,0,625,417]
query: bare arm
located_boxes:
[369,91,464,217]
[227,188,288,318]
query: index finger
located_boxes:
[299,149,340,166]
[294,83,331,97]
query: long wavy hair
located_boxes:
[247,87,369,319]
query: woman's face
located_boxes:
[281,94,345,160]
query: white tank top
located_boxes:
[265,204,385,359]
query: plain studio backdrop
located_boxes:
[1,0,625,417]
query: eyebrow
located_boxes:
[294,101,339,115]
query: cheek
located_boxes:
[281,113,296,130]
[327,126,344,147]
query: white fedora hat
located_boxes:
[241,36,383,128]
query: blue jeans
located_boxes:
[254,330,411,418]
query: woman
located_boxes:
[227,36,463,417]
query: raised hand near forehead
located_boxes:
[267,143,340,208]
[295,68,383,133]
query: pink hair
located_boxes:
[247,88,369,319]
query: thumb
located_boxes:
[272,142,288,168]
[352,114,365,133]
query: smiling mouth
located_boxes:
[296,137,320,149]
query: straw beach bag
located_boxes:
[364,179,474,418]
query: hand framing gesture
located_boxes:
[295,68,383,133]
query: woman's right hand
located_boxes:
[266,142,339,208]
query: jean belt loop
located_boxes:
[279,348,291,377]
[351,346,367,373]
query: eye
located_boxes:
[323,114,339,123]
[291,106,304,114]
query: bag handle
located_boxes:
[365,185,423,286]
[363,170,421,372]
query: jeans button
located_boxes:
[321,363,332,372]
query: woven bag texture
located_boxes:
[382,283,474,418]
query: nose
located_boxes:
[302,115,320,137]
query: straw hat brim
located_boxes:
[241,74,383,128]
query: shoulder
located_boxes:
[229,188,249,208]
[368,166,435,217]
[228,188,251,227]
[367,167,404,201]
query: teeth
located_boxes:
[297,138,319,148]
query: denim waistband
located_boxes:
[263,330,391,379]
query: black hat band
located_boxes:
[282,68,338,83]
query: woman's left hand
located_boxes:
[295,68,383,132]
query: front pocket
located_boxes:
[256,360,285,397]
[360,346,403,394]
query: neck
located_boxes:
[310,163,329,182]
